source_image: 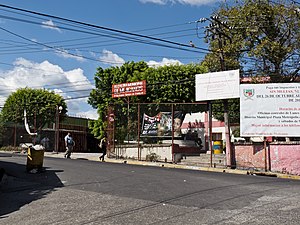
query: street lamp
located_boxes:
[54,106,63,153]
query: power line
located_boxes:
[0,30,206,56]
[0,14,200,52]
[0,75,201,106]
[0,25,207,64]
[0,4,211,53]
[0,26,128,64]
[0,7,199,37]
[0,7,206,54]
[0,4,211,108]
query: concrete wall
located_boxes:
[114,144,181,162]
[234,144,266,170]
[234,143,300,175]
[270,144,300,175]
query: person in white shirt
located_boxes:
[64,133,75,159]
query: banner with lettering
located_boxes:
[240,83,300,137]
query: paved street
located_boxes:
[1,153,300,225]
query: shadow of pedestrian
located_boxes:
[0,160,64,217]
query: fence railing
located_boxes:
[106,102,208,162]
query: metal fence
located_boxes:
[106,102,208,162]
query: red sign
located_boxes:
[112,80,146,98]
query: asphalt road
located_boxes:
[1,153,300,225]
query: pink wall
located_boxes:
[234,144,300,175]
[234,144,266,170]
[270,145,300,175]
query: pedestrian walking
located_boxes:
[40,136,50,151]
[64,132,75,159]
[99,136,107,162]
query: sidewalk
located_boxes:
[1,151,300,182]
[44,151,300,180]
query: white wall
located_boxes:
[114,144,181,162]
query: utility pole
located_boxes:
[216,25,232,168]
[200,16,233,168]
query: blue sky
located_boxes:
[0,0,224,119]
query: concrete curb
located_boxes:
[273,173,300,180]
[107,160,300,180]
[43,152,300,180]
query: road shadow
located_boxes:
[0,160,64,217]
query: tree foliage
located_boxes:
[88,61,208,139]
[201,0,300,123]
[211,99,240,123]
[0,88,67,131]
[210,0,300,82]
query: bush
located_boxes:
[0,146,23,152]
[146,153,160,162]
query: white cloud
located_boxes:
[0,58,95,118]
[147,58,183,67]
[41,20,62,33]
[100,49,125,66]
[75,109,98,120]
[55,49,86,62]
[140,0,167,4]
[139,0,220,6]
[178,0,219,5]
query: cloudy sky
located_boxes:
[0,0,223,119]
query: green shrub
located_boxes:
[0,146,23,152]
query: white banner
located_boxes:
[240,83,300,137]
[195,70,240,101]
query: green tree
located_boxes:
[211,0,300,82]
[88,61,149,138]
[200,0,300,123]
[0,88,67,131]
[88,61,208,139]
[0,113,5,147]
[144,63,207,103]
[211,99,240,123]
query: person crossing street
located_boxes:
[64,132,75,159]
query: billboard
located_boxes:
[112,80,146,98]
[195,70,240,101]
[141,112,184,137]
[240,83,300,137]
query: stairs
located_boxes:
[180,153,226,168]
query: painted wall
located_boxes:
[114,144,181,162]
[234,143,300,175]
[270,144,300,175]
[234,144,265,170]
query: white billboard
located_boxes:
[195,70,240,101]
[240,83,300,137]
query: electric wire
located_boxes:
[0,14,200,52]
[0,4,211,53]
[0,7,206,54]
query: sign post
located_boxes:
[195,70,240,168]
[112,80,146,98]
[111,80,146,160]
